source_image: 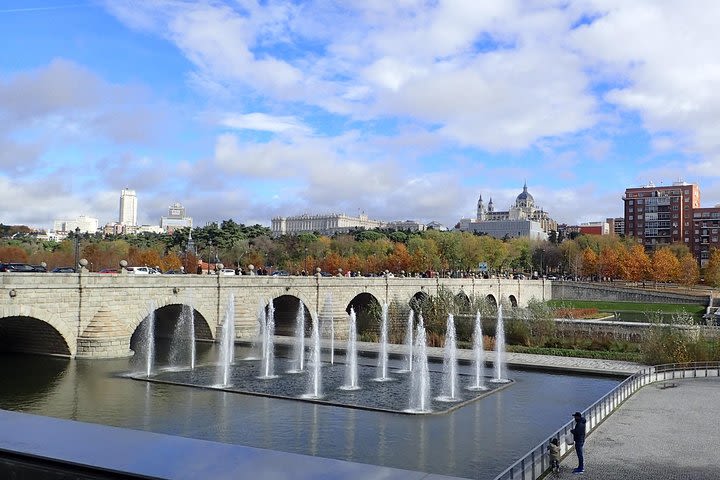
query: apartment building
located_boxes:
[623,181,700,249]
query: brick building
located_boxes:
[623,181,700,249]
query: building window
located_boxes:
[628,200,634,205]
[629,215,634,220]
[637,199,644,204]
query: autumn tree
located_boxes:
[650,247,681,283]
[580,247,598,278]
[598,246,622,279]
[620,244,651,282]
[385,243,413,273]
[677,253,700,286]
[705,248,720,288]
[0,246,28,263]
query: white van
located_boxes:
[128,266,161,275]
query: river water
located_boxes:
[0,343,619,479]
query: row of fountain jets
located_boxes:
[140,294,509,413]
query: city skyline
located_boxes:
[2,1,720,230]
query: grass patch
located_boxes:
[507,345,643,362]
[546,300,706,316]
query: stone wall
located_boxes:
[552,281,710,305]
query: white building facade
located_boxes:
[160,202,193,232]
[119,188,138,226]
[272,213,384,236]
[52,215,99,235]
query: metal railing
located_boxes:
[493,361,720,480]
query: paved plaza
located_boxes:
[555,377,720,479]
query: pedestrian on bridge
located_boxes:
[570,411,586,474]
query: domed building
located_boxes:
[458,183,557,240]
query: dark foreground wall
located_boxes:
[0,409,461,480]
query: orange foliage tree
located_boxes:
[677,253,700,286]
[651,247,681,283]
[705,248,720,288]
[385,243,413,273]
[620,244,651,282]
[580,248,598,278]
[0,246,28,263]
[598,246,621,279]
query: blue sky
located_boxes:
[2,0,720,230]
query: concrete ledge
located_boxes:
[0,409,465,480]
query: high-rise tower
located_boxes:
[119,188,138,226]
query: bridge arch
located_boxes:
[485,294,497,309]
[0,305,73,356]
[346,292,382,338]
[129,303,214,363]
[127,296,215,343]
[455,291,471,313]
[269,295,312,337]
[0,317,71,356]
[508,295,518,308]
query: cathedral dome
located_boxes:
[516,183,534,207]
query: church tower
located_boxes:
[476,194,486,221]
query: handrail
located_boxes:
[492,361,720,480]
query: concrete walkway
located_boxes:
[556,377,720,479]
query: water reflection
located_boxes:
[0,345,621,480]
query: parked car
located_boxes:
[220,268,237,276]
[0,263,36,272]
[98,268,118,274]
[51,266,76,273]
[127,266,162,275]
[271,270,289,276]
[163,269,185,274]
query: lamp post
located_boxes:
[74,227,80,272]
[207,240,212,275]
[304,247,308,275]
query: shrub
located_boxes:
[507,345,643,362]
[505,319,531,346]
[426,331,444,348]
[641,327,691,364]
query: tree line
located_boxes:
[1,221,719,286]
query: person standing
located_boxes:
[570,411,586,474]
[549,437,561,473]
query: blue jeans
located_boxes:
[575,441,584,470]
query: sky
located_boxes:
[2,0,720,231]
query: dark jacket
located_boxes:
[571,416,586,444]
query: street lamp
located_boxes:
[207,240,213,275]
[74,227,80,272]
[304,247,308,275]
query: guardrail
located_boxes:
[493,361,720,480]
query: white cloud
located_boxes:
[572,0,720,170]
[219,113,311,134]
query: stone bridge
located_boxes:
[0,273,549,358]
